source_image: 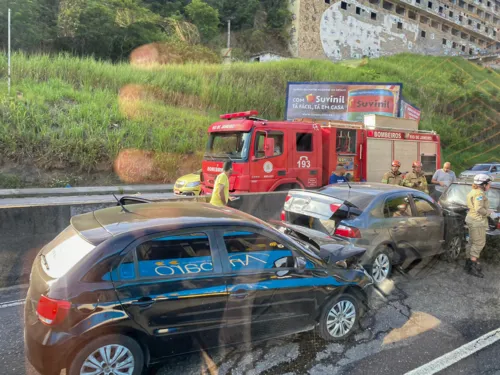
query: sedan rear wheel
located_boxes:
[69,335,144,375]
[316,294,360,341]
[366,247,392,284]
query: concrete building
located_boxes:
[288,0,500,60]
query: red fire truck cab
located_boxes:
[201,111,441,194]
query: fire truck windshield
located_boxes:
[205,131,251,161]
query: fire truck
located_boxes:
[201,110,441,194]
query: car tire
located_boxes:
[68,334,144,375]
[365,247,392,284]
[442,234,463,261]
[316,294,360,341]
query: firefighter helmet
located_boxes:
[412,161,422,168]
[392,160,401,167]
[474,174,493,185]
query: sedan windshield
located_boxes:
[205,131,251,160]
[470,164,491,171]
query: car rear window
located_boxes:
[316,187,376,210]
[41,225,96,279]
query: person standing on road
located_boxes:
[382,160,403,186]
[329,165,347,184]
[403,161,429,194]
[431,162,457,198]
[210,161,237,207]
[464,174,496,278]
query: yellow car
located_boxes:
[174,169,202,196]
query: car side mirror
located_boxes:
[264,138,275,158]
[295,256,307,273]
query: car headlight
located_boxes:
[186,181,201,188]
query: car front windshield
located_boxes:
[205,131,251,160]
[445,185,500,210]
[470,164,491,171]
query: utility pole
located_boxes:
[227,19,231,49]
[8,8,11,95]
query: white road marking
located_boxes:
[405,327,500,375]
[0,299,25,309]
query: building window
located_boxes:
[371,12,377,20]
[487,1,491,6]
[461,32,468,39]
[325,0,331,3]
[469,48,473,55]
[451,28,459,36]
[356,6,362,14]
[421,30,426,37]
[431,20,440,28]
[341,1,348,10]
[452,41,457,48]
[396,5,405,14]
[420,15,429,24]
[442,24,450,32]
[461,45,466,52]
[449,11,453,17]
[408,10,417,19]
[468,19,473,25]
[494,30,497,37]
[477,23,480,30]
[443,38,447,45]
[458,0,465,7]
[485,27,489,33]
[369,0,380,4]
[477,9,484,17]
[383,1,394,10]
[459,15,463,22]
[397,21,403,29]
[416,0,421,3]
[485,13,491,21]
[428,1,433,9]
[470,36,476,42]
[439,6,444,12]
[468,4,474,12]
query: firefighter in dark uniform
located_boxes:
[382,160,403,186]
[403,161,429,194]
[464,174,496,278]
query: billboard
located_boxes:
[285,82,403,122]
[400,97,421,123]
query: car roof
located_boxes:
[319,182,415,196]
[73,202,265,239]
[450,181,500,188]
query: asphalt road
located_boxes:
[1,257,500,375]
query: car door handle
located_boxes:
[230,290,254,299]
[131,297,155,307]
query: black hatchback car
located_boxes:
[25,202,372,375]
[439,181,500,259]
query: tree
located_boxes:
[185,0,219,42]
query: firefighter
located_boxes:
[464,174,496,278]
[403,161,429,194]
[393,203,409,217]
[382,160,403,186]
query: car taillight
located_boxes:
[330,203,342,213]
[497,221,500,230]
[285,195,292,203]
[334,225,361,238]
[36,295,71,326]
[281,210,286,221]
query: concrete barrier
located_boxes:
[0,192,288,288]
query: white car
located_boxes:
[459,163,500,181]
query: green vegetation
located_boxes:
[0,52,498,186]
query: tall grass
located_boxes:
[0,52,498,181]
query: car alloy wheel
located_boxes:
[80,344,134,375]
[372,254,390,283]
[326,300,357,338]
[447,236,462,260]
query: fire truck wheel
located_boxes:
[365,247,393,284]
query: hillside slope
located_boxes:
[0,53,498,187]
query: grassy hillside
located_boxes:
[0,52,498,187]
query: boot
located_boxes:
[464,259,472,271]
[468,261,484,278]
